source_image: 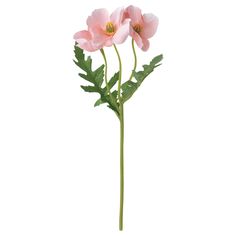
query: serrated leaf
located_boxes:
[81,85,99,93]
[121,54,163,103]
[94,97,105,107]
[74,45,119,115]
[94,90,118,107]
[151,54,163,65]
[78,73,93,83]
[121,81,138,102]
[94,65,104,87]
[108,72,119,90]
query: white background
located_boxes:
[0,0,236,235]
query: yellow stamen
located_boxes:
[133,24,142,34]
[106,22,115,35]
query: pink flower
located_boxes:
[87,7,130,47]
[125,5,159,51]
[74,7,130,51]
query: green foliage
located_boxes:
[73,45,119,115]
[74,45,163,115]
[121,54,163,103]
[107,72,119,92]
[94,90,118,107]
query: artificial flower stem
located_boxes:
[129,39,137,81]
[113,44,122,102]
[119,103,124,231]
[100,49,119,112]
[100,48,109,91]
[113,44,124,230]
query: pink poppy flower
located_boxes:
[125,5,159,51]
[74,7,130,51]
[87,7,130,47]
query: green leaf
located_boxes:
[93,65,104,87]
[94,90,118,108]
[74,45,119,115]
[108,72,119,90]
[151,54,163,65]
[94,97,106,107]
[121,54,163,103]
[81,85,99,93]
[78,73,93,83]
[121,81,138,102]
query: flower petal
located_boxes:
[126,5,142,24]
[113,20,130,44]
[89,27,109,45]
[73,30,92,41]
[141,38,150,51]
[87,8,109,31]
[141,13,158,39]
[104,38,114,47]
[130,26,143,49]
[73,30,101,52]
[110,7,124,27]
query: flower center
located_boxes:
[105,22,115,35]
[133,24,142,34]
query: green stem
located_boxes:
[113,44,122,102]
[100,48,119,112]
[129,39,137,81]
[100,48,109,92]
[119,103,124,231]
[113,44,124,231]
